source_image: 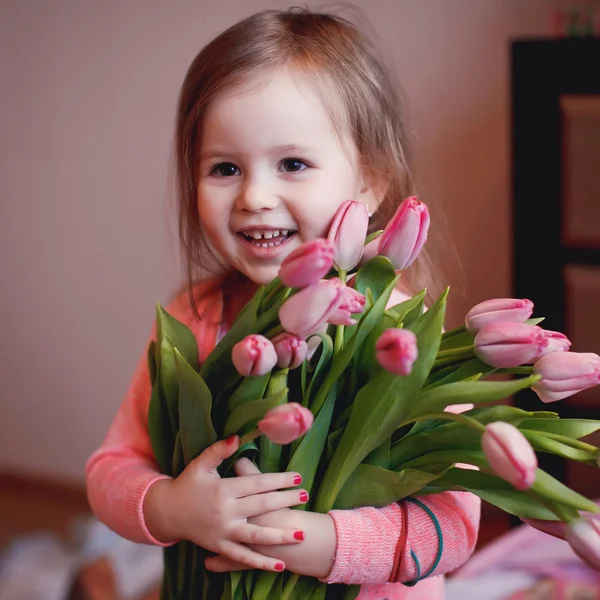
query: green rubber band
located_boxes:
[401,497,444,586]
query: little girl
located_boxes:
[86,8,480,599]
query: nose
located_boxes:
[235,173,279,213]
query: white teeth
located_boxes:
[281,230,288,235]
[273,230,280,238]
[251,231,262,240]
[263,231,273,239]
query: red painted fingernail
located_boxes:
[300,491,309,502]
[294,474,302,485]
[294,530,304,541]
[275,562,285,571]
[226,435,237,445]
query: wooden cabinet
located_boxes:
[512,38,600,493]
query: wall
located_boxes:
[0,0,554,482]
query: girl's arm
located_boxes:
[209,455,480,584]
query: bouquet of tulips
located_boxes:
[148,197,600,600]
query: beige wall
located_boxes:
[0,0,554,482]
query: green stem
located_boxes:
[441,324,467,339]
[239,429,261,446]
[398,411,487,433]
[264,324,284,339]
[281,573,300,600]
[334,270,348,355]
[498,367,534,375]
[531,430,599,452]
[435,345,475,360]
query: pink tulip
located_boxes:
[465,298,534,334]
[258,402,314,445]
[271,333,309,369]
[232,334,278,377]
[326,282,366,326]
[327,200,370,271]
[378,196,430,270]
[481,422,537,490]
[532,352,600,403]
[278,239,335,288]
[375,328,418,375]
[542,330,572,354]
[474,322,549,368]
[522,518,567,540]
[566,518,600,570]
[279,280,344,338]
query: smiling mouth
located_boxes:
[239,229,296,248]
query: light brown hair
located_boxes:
[174,7,444,306]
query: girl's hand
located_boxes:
[144,436,307,572]
[205,456,291,573]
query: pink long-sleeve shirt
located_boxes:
[86,275,480,599]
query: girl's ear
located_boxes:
[359,170,389,215]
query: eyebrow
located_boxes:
[199,144,316,161]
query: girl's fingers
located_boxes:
[230,471,303,498]
[216,540,286,573]
[232,524,304,545]
[236,489,309,518]
[205,555,251,573]
[234,457,262,476]
[191,436,239,471]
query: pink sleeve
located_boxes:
[322,404,481,585]
[85,282,222,546]
[85,348,175,546]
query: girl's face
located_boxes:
[196,69,378,285]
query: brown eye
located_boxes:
[212,162,240,177]
[281,159,307,173]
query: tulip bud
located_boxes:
[521,518,567,540]
[541,330,572,355]
[258,402,314,445]
[532,352,600,403]
[465,298,534,334]
[231,335,278,377]
[327,200,369,271]
[279,280,344,338]
[375,328,418,376]
[327,282,366,326]
[272,333,309,369]
[566,518,600,571]
[481,422,537,490]
[378,196,430,270]
[474,322,549,368]
[278,239,335,288]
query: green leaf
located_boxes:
[424,357,494,390]
[334,465,446,509]
[155,303,199,368]
[421,468,560,520]
[259,433,283,474]
[412,376,540,418]
[363,439,390,469]
[354,256,397,302]
[385,290,427,328]
[220,440,259,477]
[519,418,600,440]
[314,288,447,513]
[228,374,270,412]
[147,341,157,385]
[288,383,337,505]
[223,389,288,437]
[308,273,401,416]
[174,348,217,465]
[532,469,599,513]
[390,406,538,467]
[439,329,473,352]
[148,367,174,475]
[521,429,597,462]
[304,333,334,406]
[364,230,383,244]
[250,572,278,600]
